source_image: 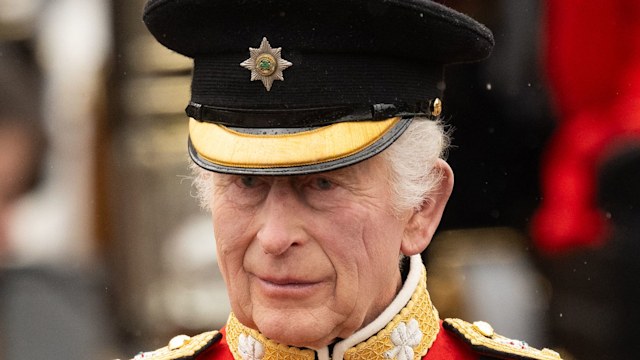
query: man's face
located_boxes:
[209,155,416,349]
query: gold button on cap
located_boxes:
[168,335,192,350]
[472,321,495,338]
[430,98,442,117]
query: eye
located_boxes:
[239,176,260,188]
[313,177,334,190]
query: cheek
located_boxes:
[211,204,254,285]
[211,206,261,327]
[313,206,401,284]
[328,206,405,278]
[307,207,404,332]
[313,207,367,257]
[321,205,403,259]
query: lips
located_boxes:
[260,276,316,285]
[253,274,326,299]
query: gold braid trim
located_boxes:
[128,331,221,360]
[226,313,315,360]
[344,268,439,360]
[444,318,563,360]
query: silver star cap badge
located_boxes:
[240,37,293,91]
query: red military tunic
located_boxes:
[131,256,561,360]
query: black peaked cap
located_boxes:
[143,0,493,123]
[143,0,494,174]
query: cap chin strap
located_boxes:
[185,101,434,128]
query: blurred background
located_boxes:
[0,0,639,359]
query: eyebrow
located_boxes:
[298,163,368,185]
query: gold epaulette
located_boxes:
[127,330,221,360]
[443,318,563,360]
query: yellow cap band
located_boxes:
[189,117,400,168]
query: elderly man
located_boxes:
[135,0,562,359]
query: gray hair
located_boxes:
[381,117,450,214]
[190,117,450,215]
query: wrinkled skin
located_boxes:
[209,155,453,349]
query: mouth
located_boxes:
[253,275,325,299]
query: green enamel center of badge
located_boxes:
[256,54,277,76]
[259,59,272,70]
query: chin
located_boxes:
[253,308,339,349]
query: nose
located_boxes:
[256,183,307,256]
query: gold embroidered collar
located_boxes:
[225,255,440,360]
